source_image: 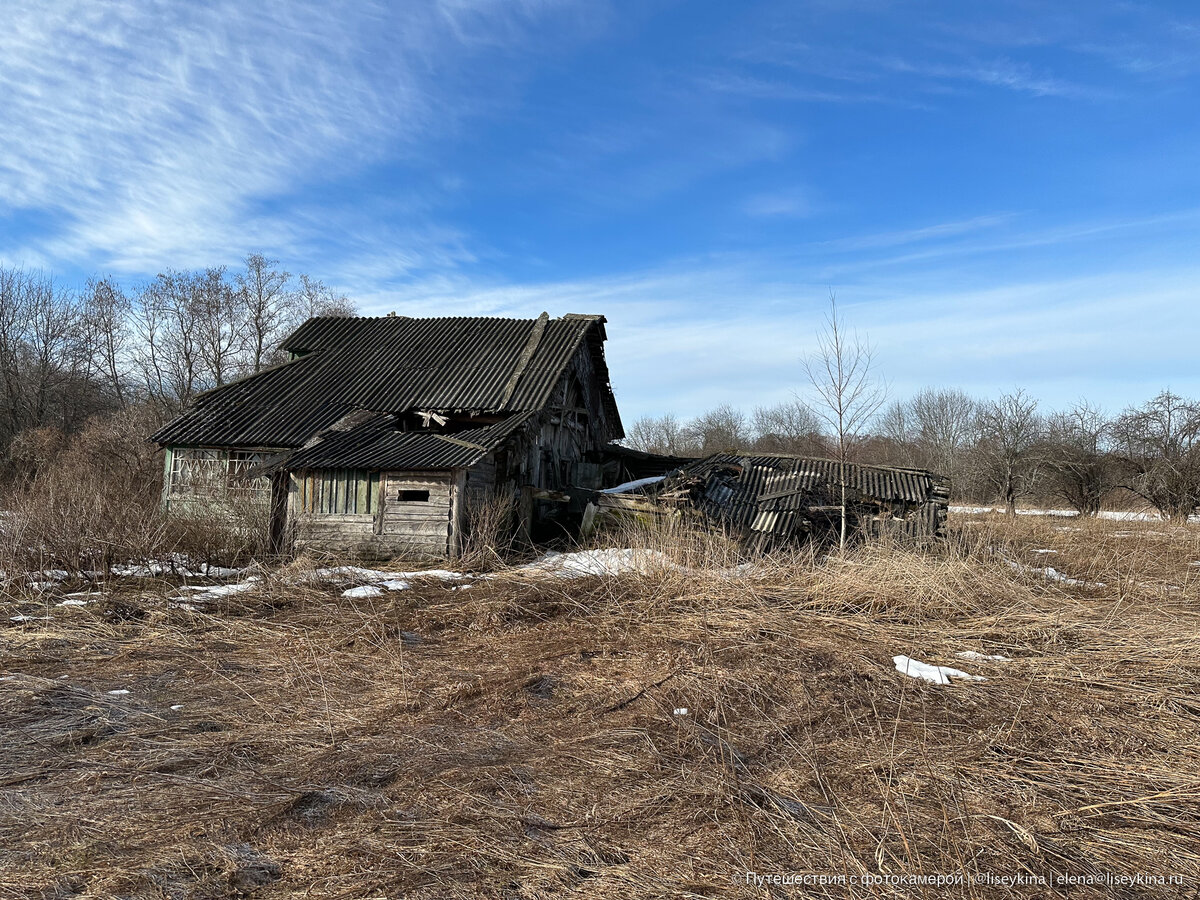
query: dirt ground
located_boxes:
[3,514,1200,899]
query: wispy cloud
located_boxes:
[351,253,1200,421]
[878,55,1109,100]
[0,0,588,272]
[816,214,1016,252]
[742,187,813,218]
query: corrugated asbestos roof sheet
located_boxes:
[679,454,940,504]
[660,453,949,542]
[281,412,535,471]
[152,314,621,449]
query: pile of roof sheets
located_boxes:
[654,453,950,545]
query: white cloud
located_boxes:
[350,237,1200,422]
[0,0,584,272]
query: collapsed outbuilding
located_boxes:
[586,453,950,548]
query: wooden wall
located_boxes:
[289,469,455,558]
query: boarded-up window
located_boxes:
[299,470,379,515]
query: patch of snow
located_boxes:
[1041,566,1105,588]
[601,475,666,494]
[9,614,49,623]
[381,579,411,591]
[1030,549,1058,555]
[956,650,1011,662]
[951,505,1199,524]
[107,689,130,696]
[56,598,92,607]
[342,585,383,598]
[196,563,248,578]
[170,704,184,711]
[520,548,680,578]
[673,707,689,716]
[309,566,468,585]
[184,576,262,601]
[1004,557,1104,588]
[41,569,69,581]
[893,655,985,685]
[1189,561,1200,567]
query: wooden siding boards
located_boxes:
[291,470,455,558]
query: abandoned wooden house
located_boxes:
[586,453,950,548]
[151,313,623,557]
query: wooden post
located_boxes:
[518,485,535,545]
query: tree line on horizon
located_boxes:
[0,260,1196,524]
[623,387,1200,521]
[0,255,355,473]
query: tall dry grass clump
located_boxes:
[0,407,273,580]
[457,490,519,571]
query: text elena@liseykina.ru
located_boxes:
[741,871,1188,888]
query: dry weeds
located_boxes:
[2,513,1200,898]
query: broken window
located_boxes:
[169,448,273,500]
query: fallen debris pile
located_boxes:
[587,453,950,549]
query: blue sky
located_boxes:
[2,0,1199,422]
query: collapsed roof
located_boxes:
[651,453,950,545]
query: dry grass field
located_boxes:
[3,513,1200,899]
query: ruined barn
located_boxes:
[594,453,949,548]
[152,313,622,557]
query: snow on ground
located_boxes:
[110,559,253,579]
[185,577,262,601]
[1041,566,1103,587]
[516,548,681,578]
[1031,549,1058,554]
[893,655,985,685]
[601,476,666,494]
[55,598,92,607]
[309,566,465,585]
[1004,558,1105,588]
[342,585,383,598]
[956,650,1011,661]
[951,506,1200,524]
[106,689,130,696]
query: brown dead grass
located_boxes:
[2,513,1200,898]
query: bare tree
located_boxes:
[625,413,689,456]
[290,274,354,320]
[83,277,132,407]
[752,399,826,456]
[802,296,887,550]
[684,404,750,455]
[191,267,247,388]
[237,253,292,374]
[1111,391,1200,521]
[883,388,979,485]
[1042,401,1117,516]
[974,389,1042,515]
